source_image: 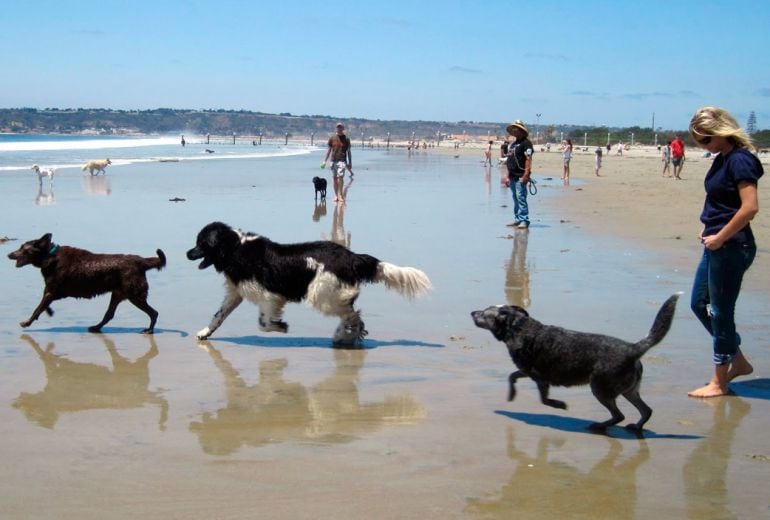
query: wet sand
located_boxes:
[1,149,769,519]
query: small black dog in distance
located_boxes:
[7,233,166,333]
[313,176,327,201]
[472,294,679,431]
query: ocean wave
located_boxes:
[0,136,179,152]
[0,147,314,172]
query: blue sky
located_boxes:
[2,0,769,130]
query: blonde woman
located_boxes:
[688,106,764,398]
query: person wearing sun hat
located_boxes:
[504,119,534,229]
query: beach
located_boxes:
[1,140,769,519]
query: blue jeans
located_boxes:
[690,241,756,365]
[509,177,529,225]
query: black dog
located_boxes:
[471,294,679,431]
[186,221,431,345]
[313,176,327,201]
[7,233,166,333]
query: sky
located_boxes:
[2,0,769,130]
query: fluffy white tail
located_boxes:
[375,262,432,299]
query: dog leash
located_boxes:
[528,178,538,196]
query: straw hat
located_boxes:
[506,120,529,136]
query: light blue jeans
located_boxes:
[690,240,756,365]
[509,177,529,225]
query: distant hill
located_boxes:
[7,107,760,147]
[0,107,512,141]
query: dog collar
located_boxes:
[48,244,60,256]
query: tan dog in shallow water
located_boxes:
[81,158,111,175]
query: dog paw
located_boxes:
[141,328,155,335]
[260,320,288,333]
[196,328,212,340]
[88,325,103,333]
[19,320,32,328]
[544,399,568,410]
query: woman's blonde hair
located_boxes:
[689,106,755,152]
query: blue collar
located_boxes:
[48,244,60,256]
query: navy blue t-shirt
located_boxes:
[506,138,533,177]
[700,148,764,244]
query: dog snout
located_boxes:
[186,247,203,260]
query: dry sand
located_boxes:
[0,147,768,519]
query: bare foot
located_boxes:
[688,382,731,398]
[727,356,754,381]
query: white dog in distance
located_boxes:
[31,164,55,186]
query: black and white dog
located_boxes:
[186,222,432,345]
[313,176,327,201]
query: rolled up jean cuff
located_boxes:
[713,352,733,366]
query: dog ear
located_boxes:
[499,306,528,330]
[37,233,52,247]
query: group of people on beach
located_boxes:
[318,108,762,399]
[496,108,763,398]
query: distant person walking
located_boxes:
[504,120,534,229]
[483,140,493,166]
[181,135,186,147]
[323,123,352,204]
[661,141,672,177]
[671,134,686,179]
[561,138,573,180]
[687,106,763,398]
[594,146,603,176]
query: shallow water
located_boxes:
[0,148,768,518]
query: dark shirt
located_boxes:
[328,134,350,163]
[701,148,764,244]
[506,138,533,177]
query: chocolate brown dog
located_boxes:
[471,294,679,431]
[8,233,166,333]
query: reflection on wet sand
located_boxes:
[467,428,649,518]
[312,199,327,222]
[189,344,424,455]
[330,202,351,248]
[504,230,530,308]
[683,397,751,519]
[12,334,167,430]
[81,174,111,196]
[34,185,54,205]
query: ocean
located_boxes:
[0,133,316,172]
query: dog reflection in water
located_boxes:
[82,175,112,196]
[466,429,649,517]
[35,185,55,206]
[12,334,168,430]
[189,344,425,455]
